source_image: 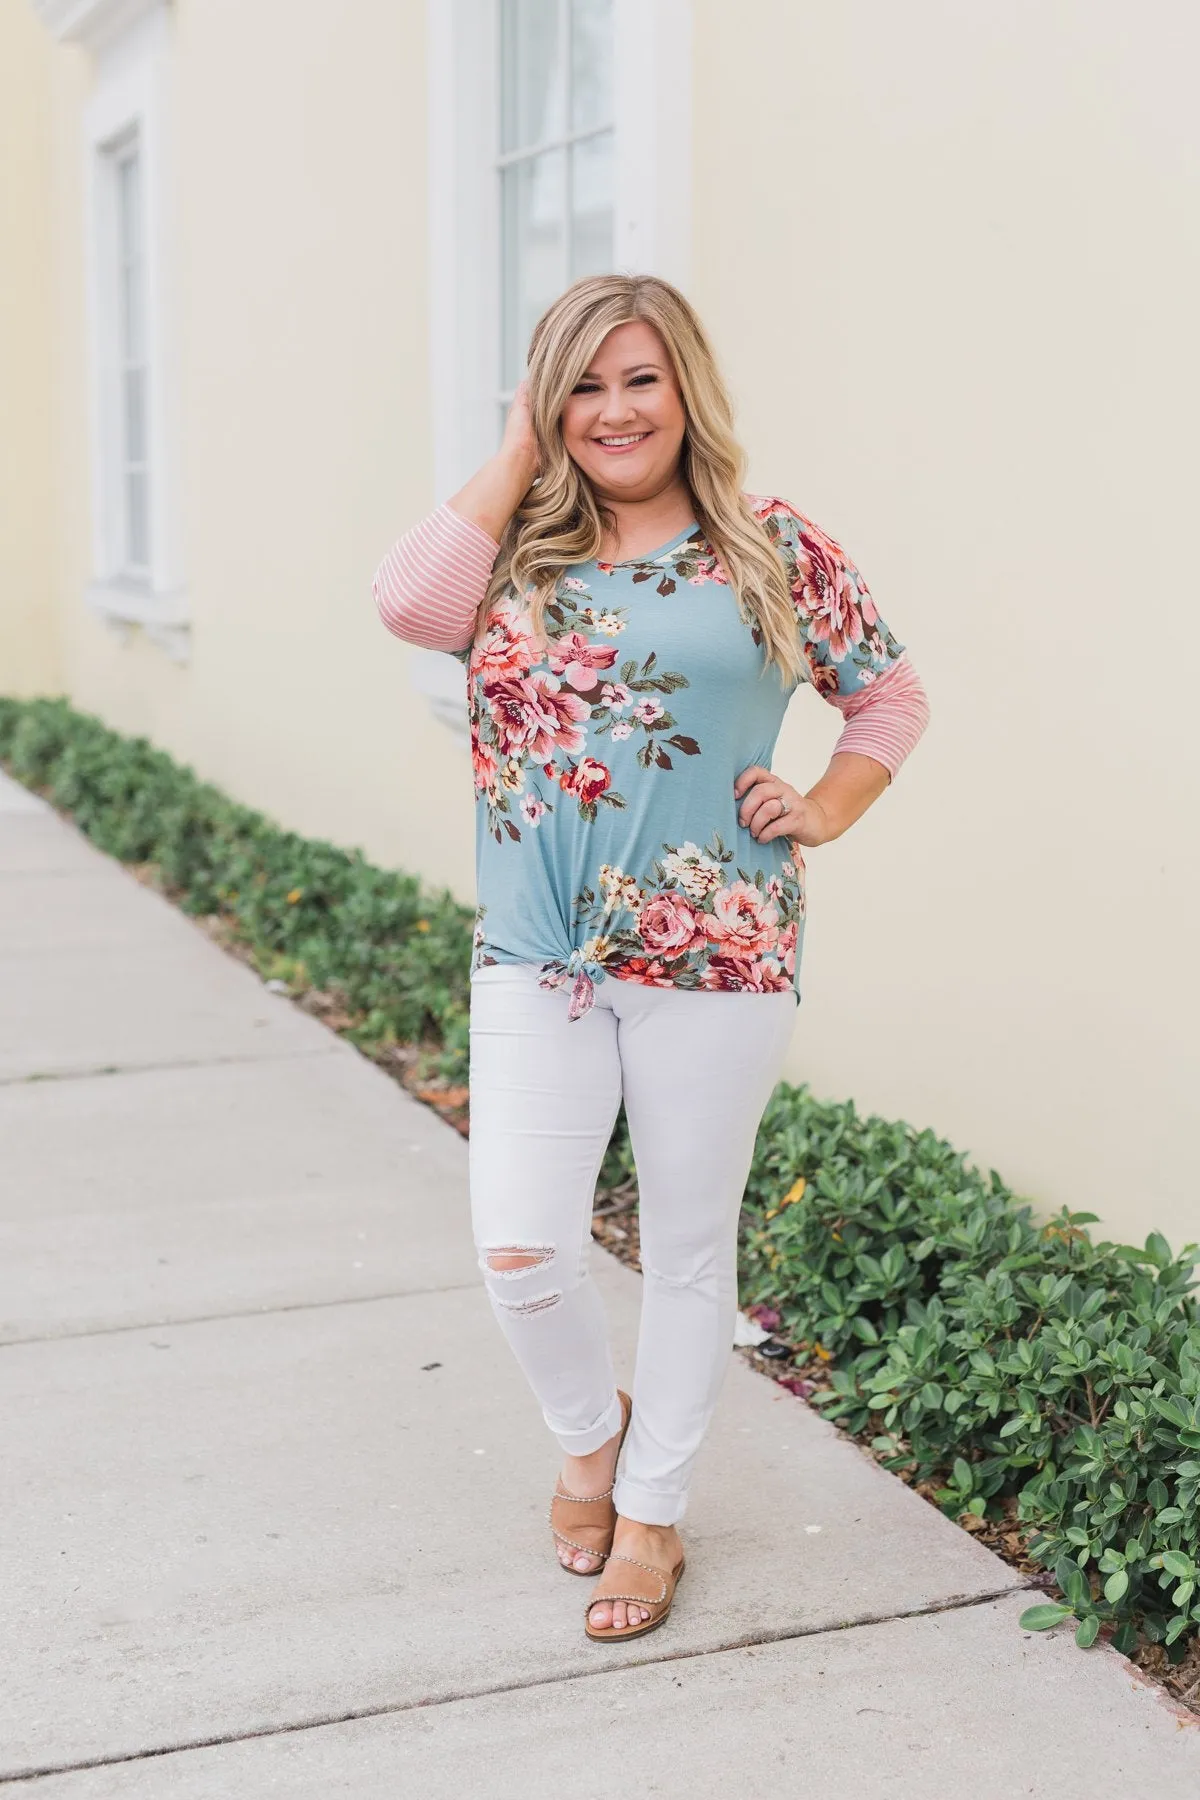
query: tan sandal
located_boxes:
[583,1549,686,1642]
[548,1389,633,1576]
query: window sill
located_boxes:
[85,577,191,664]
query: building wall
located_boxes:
[54,0,477,899]
[0,0,60,694]
[692,0,1200,1247]
[22,0,1200,1246]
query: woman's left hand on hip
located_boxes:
[734,766,830,847]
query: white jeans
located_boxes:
[467,963,797,1525]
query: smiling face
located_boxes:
[559,319,689,506]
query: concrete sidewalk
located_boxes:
[2,767,1197,1798]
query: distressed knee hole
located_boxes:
[494,1287,563,1317]
[481,1244,555,1279]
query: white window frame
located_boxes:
[418,0,692,737]
[494,0,616,428]
[428,0,692,496]
[34,0,189,660]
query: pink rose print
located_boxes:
[610,720,634,740]
[777,919,799,974]
[473,598,537,684]
[620,956,680,988]
[687,549,728,585]
[638,892,705,957]
[600,681,632,710]
[631,698,664,725]
[547,631,619,692]
[519,793,546,827]
[699,953,772,992]
[471,738,499,796]
[704,880,780,956]
[794,524,864,663]
[559,756,612,805]
[487,673,589,762]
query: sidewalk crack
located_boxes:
[0,1281,483,1350]
[0,1046,344,1090]
[0,1583,1037,1785]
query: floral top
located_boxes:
[438,494,917,1020]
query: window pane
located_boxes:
[569,129,613,279]
[501,148,566,389]
[125,468,149,570]
[570,0,613,133]
[116,150,141,261]
[122,366,146,465]
[500,0,562,154]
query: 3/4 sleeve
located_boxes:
[825,654,930,779]
[371,501,500,655]
[755,496,930,781]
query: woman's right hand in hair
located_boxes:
[500,379,540,482]
[447,380,539,545]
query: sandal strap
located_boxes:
[551,1527,610,1561]
[551,1482,615,1504]
[549,1489,615,1561]
[587,1591,665,1611]
[590,1552,669,1606]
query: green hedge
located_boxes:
[4,694,1199,1665]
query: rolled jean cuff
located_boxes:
[546,1390,624,1456]
[612,1476,688,1527]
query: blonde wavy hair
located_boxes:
[479,273,806,686]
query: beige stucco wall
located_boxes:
[692,0,1200,1247]
[0,0,60,694]
[54,0,476,899]
[25,0,1200,1247]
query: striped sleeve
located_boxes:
[825,652,930,781]
[371,501,500,653]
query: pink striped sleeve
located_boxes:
[824,652,930,781]
[372,501,501,653]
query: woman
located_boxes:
[372,274,929,1643]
